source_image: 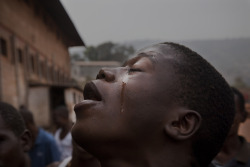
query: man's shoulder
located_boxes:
[38,128,56,143]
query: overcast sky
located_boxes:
[60,0,250,46]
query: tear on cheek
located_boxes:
[122,74,129,84]
[120,74,129,113]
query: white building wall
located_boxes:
[28,86,50,127]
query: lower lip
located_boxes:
[74,100,101,113]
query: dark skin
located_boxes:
[71,141,101,167]
[53,109,72,140]
[0,116,32,167]
[214,95,248,165]
[25,122,39,147]
[72,44,202,167]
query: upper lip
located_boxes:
[83,81,102,101]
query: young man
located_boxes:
[72,42,235,167]
[53,106,73,160]
[19,109,60,167]
[213,87,250,167]
[0,101,32,167]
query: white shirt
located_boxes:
[54,128,73,160]
[58,156,72,167]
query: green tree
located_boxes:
[83,46,98,61]
[233,76,247,88]
[84,42,135,63]
[70,53,81,61]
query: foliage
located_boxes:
[84,42,135,63]
[233,76,248,89]
[70,53,85,61]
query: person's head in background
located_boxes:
[72,42,235,167]
[0,101,32,167]
[212,87,249,167]
[19,109,38,146]
[53,106,71,129]
[229,87,248,136]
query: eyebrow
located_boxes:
[122,52,157,67]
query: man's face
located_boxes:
[72,44,177,149]
[228,95,246,136]
[53,110,66,127]
[0,116,25,167]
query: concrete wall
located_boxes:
[64,88,83,123]
[28,86,50,127]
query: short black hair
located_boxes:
[231,87,246,113]
[19,109,35,125]
[54,105,69,119]
[0,101,26,136]
[161,42,235,166]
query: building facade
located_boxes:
[0,0,84,127]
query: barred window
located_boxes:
[17,48,23,63]
[0,38,7,56]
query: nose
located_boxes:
[96,68,115,82]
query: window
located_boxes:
[39,61,43,77]
[48,66,52,81]
[30,55,35,72]
[0,38,7,56]
[43,63,47,79]
[49,66,53,81]
[17,48,23,63]
[73,92,76,104]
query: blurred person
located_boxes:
[0,101,32,167]
[52,140,101,167]
[212,87,250,167]
[19,109,60,167]
[72,42,235,167]
[53,106,73,160]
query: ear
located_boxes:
[20,129,32,152]
[164,109,201,140]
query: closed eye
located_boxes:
[128,68,142,74]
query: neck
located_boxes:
[30,125,39,144]
[18,153,30,167]
[94,142,197,167]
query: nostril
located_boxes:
[101,73,105,78]
[96,73,105,79]
[96,69,105,79]
[96,68,115,82]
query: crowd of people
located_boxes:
[0,42,249,167]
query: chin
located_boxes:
[71,122,90,148]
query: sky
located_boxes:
[60,0,250,46]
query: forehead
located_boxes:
[132,44,178,70]
[138,43,175,56]
[125,44,176,65]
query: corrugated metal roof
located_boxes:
[36,0,85,47]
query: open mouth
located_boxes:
[83,82,102,101]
